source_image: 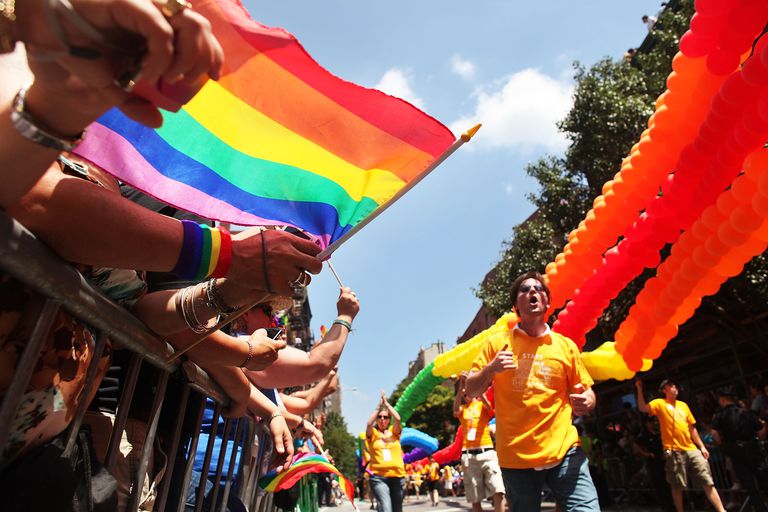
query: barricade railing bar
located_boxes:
[0,211,274,512]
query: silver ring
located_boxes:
[290,271,309,287]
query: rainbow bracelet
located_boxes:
[171,220,232,281]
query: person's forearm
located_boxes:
[303,323,349,380]
[691,427,705,450]
[7,165,182,269]
[453,392,462,417]
[465,368,494,398]
[167,329,251,368]
[247,385,280,419]
[636,389,650,413]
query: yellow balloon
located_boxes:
[580,341,652,381]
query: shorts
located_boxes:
[426,480,437,492]
[664,449,714,489]
[461,449,505,503]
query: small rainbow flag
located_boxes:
[259,452,355,503]
[75,0,455,251]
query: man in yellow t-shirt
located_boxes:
[454,375,505,512]
[636,378,726,512]
[424,455,441,506]
[465,271,598,512]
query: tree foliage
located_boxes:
[390,377,456,448]
[323,412,358,480]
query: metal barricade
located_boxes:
[0,211,275,512]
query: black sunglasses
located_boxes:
[377,415,390,419]
[519,284,545,293]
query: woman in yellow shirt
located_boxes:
[366,391,406,512]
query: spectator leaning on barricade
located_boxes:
[453,374,505,512]
[0,0,223,208]
[0,149,323,510]
[635,378,727,512]
[465,270,599,512]
[711,390,767,512]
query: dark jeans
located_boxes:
[370,475,404,512]
[501,446,599,512]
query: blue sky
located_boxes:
[246,0,667,435]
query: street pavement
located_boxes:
[321,494,699,512]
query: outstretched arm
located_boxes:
[635,380,650,414]
[246,288,359,387]
[280,371,338,416]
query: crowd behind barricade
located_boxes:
[579,378,768,512]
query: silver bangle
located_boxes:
[11,87,85,151]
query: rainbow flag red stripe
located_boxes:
[259,452,355,503]
[75,0,454,249]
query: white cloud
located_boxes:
[451,54,476,81]
[450,68,573,154]
[374,68,424,109]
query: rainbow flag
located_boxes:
[75,0,455,250]
[259,452,355,503]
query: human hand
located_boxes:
[634,379,644,392]
[336,287,360,320]
[295,418,324,449]
[380,390,388,405]
[269,414,294,473]
[18,0,223,130]
[229,229,322,296]
[569,384,595,416]
[488,344,517,375]
[326,373,340,395]
[244,329,287,371]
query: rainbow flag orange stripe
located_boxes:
[76,0,454,248]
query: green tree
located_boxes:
[323,412,358,480]
[390,377,456,448]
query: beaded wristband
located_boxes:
[332,319,352,331]
[171,220,232,281]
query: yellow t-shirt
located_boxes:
[648,398,696,451]
[471,326,594,469]
[459,399,494,449]
[442,465,453,481]
[367,426,405,477]
[425,461,440,481]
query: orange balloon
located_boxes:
[711,254,744,278]
[716,191,740,216]
[718,222,750,247]
[730,204,763,233]
[730,176,758,204]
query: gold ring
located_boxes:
[161,0,192,17]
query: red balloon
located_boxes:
[679,31,713,58]
[694,0,736,15]
[743,51,768,86]
[707,49,741,76]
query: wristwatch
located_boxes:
[11,88,85,151]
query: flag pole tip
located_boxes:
[461,123,482,142]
